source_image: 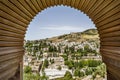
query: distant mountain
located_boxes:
[82,28,98,35]
[46,28,99,42]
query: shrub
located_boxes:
[24,66,32,73]
[57,65,62,71]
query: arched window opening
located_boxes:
[24,6,106,80]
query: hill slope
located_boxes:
[46,28,99,42]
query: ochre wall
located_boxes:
[0,0,120,80]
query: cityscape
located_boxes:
[23,29,106,80]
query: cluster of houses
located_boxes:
[24,39,100,55]
[23,52,71,79]
[23,54,42,73]
[24,39,100,79]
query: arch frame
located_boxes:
[0,0,120,80]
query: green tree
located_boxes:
[41,72,49,80]
[64,71,73,80]
[24,66,32,73]
[78,60,86,68]
[62,55,68,61]
[24,73,36,80]
[35,73,41,80]
[51,59,54,64]
[84,44,89,51]
[79,71,84,77]
[74,68,80,77]
[69,46,75,53]
[64,45,69,55]
[57,65,62,71]
[85,67,93,75]
[88,59,102,67]
[53,46,57,52]
[44,59,49,68]
[58,46,61,53]
[64,60,69,65]
[64,60,74,69]
[68,61,74,69]
[48,46,54,52]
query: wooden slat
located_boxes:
[101,37,120,42]
[9,0,33,18]
[0,56,22,73]
[101,56,120,73]
[91,0,113,19]
[80,0,87,11]
[44,0,51,7]
[99,25,120,34]
[0,51,24,63]
[0,2,29,24]
[98,19,120,30]
[89,0,104,18]
[70,0,75,7]
[36,0,44,10]
[97,12,120,26]
[58,0,63,5]
[100,31,120,38]
[0,23,25,34]
[64,0,70,6]
[45,0,52,7]
[25,0,38,14]
[105,62,120,80]
[77,0,86,11]
[50,0,55,6]
[101,42,120,47]
[18,0,36,16]
[102,56,120,72]
[0,65,18,79]
[62,0,67,6]
[1,0,31,21]
[44,0,50,7]
[0,36,24,42]
[74,0,81,9]
[30,0,40,12]
[67,0,71,7]
[0,17,26,31]
[54,0,58,6]
[107,66,120,80]
[0,29,24,38]
[0,41,23,47]
[101,51,120,61]
[0,10,27,27]
[100,46,120,55]
[103,59,120,79]
[96,6,120,24]
[85,0,97,14]
[94,0,120,21]
[101,46,120,54]
[40,0,48,8]
[81,0,91,11]
[0,47,24,56]
[83,0,92,12]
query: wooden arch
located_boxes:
[0,0,120,80]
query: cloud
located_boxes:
[39,25,87,31]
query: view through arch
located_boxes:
[24,6,106,80]
[0,0,119,80]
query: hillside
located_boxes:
[24,28,105,80]
[46,28,99,42]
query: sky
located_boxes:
[25,6,95,40]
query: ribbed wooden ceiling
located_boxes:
[0,0,120,80]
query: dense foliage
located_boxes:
[24,66,32,73]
